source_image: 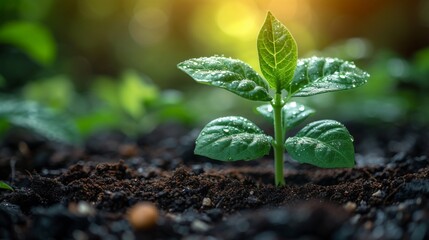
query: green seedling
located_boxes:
[0,181,13,191]
[178,12,369,186]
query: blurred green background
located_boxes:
[0,0,428,141]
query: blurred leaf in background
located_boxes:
[75,69,193,136]
[90,70,158,121]
[22,75,74,111]
[0,0,56,90]
[73,108,122,137]
[0,21,56,66]
[119,70,159,119]
[412,47,429,88]
[1,0,429,139]
[0,96,79,143]
[156,89,195,125]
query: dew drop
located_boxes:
[223,129,230,133]
[237,80,255,91]
[230,81,240,88]
[298,106,305,111]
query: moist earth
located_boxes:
[0,123,428,240]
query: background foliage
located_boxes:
[0,0,428,141]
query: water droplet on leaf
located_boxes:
[237,80,255,91]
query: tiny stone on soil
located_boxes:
[69,201,96,216]
[372,190,385,198]
[127,202,159,230]
[118,144,139,157]
[202,198,212,207]
[343,201,357,212]
[364,221,374,230]
[191,220,210,232]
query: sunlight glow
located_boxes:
[215,2,259,38]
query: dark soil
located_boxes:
[0,122,428,240]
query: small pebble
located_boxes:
[416,197,422,205]
[202,198,212,207]
[364,221,373,230]
[246,196,260,204]
[118,144,138,157]
[397,203,407,211]
[128,202,159,230]
[18,142,30,156]
[350,214,361,224]
[69,201,96,216]
[343,201,357,212]
[372,190,385,198]
[191,220,210,232]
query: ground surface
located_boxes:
[0,122,428,240]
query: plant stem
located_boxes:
[272,92,285,186]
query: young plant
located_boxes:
[177,12,369,186]
[0,181,13,191]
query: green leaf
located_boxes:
[290,57,369,97]
[285,120,355,168]
[281,102,315,131]
[195,116,272,161]
[0,181,13,191]
[255,104,273,122]
[257,12,298,91]
[74,109,121,136]
[119,70,159,119]
[256,101,315,132]
[178,56,271,101]
[22,75,74,111]
[0,21,56,65]
[0,97,79,143]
